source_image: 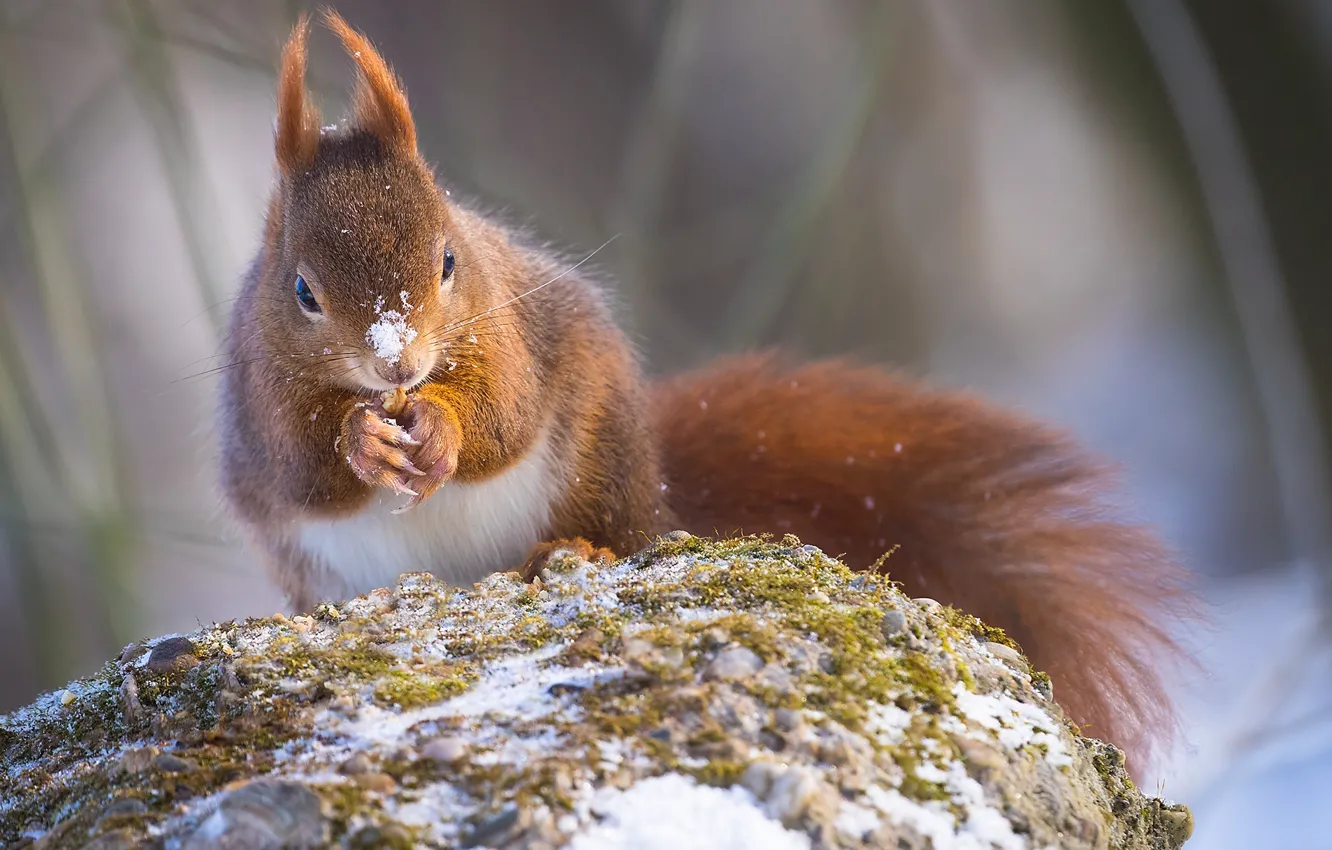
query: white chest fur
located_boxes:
[297,427,560,600]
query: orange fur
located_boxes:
[652,353,1193,769]
[322,10,417,156]
[275,14,319,173]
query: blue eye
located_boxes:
[295,274,320,313]
[442,248,455,281]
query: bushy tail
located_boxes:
[651,352,1193,769]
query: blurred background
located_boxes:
[1,0,1329,845]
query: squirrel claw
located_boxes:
[386,478,418,498]
[400,459,428,477]
[391,491,427,514]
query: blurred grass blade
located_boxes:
[0,36,139,670]
[723,4,897,348]
[1126,0,1332,583]
[120,0,231,338]
[609,0,707,350]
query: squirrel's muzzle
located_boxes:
[373,354,425,388]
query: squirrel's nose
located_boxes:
[374,354,423,388]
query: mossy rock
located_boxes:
[0,535,1191,849]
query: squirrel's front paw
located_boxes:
[393,394,462,511]
[340,403,425,497]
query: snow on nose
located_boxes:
[366,292,417,366]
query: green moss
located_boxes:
[895,753,951,803]
[0,664,129,769]
[937,632,974,691]
[373,666,475,709]
[684,613,782,662]
[689,758,747,787]
[939,605,1021,653]
[579,686,665,737]
[271,640,397,680]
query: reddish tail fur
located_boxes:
[652,352,1191,768]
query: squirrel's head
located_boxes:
[259,12,473,392]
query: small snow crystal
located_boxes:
[568,773,810,850]
[366,294,417,365]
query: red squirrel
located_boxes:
[219,12,1192,770]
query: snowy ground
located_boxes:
[1155,564,1332,850]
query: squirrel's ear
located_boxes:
[275,14,320,173]
[323,10,417,157]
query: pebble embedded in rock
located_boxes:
[353,772,398,794]
[348,824,412,849]
[755,662,795,695]
[773,707,804,733]
[1161,809,1195,843]
[646,726,674,743]
[741,761,825,827]
[767,766,824,826]
[153,752,198,773]
[181,780,328,850]
[96,798,148,829]
[741,760,781,796]
[619,637,656,664]
[952,736,1007,781]
[117,641,146,665]
[118,745,160,775]
[880,608,907,638]
[119,674,144,727]
[561,626,606,666]
[146,637,199,674]
[338,751,374,775]
[620,635,685,678]
[703,646,763,682]
[462,803,522,848]
[660,529,693,541]
[420,735,468,764]
[985,641,1029,672]
[1033,674,1054,701]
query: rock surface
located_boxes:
[0,535,1191,849]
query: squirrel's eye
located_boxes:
[295,274,321,313]
[442,248,455,282]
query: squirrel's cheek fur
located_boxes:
[218,11,1193,779]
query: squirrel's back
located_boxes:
[652,352,1192,767]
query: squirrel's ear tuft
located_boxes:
[323,10,417,157]
[276,14,320,173]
